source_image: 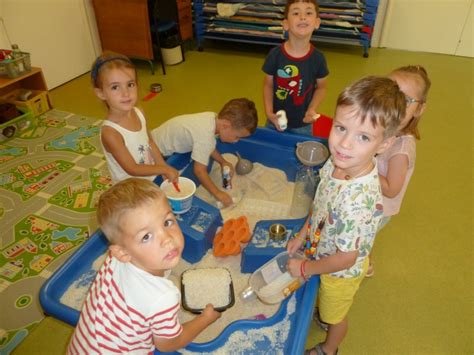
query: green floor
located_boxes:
[14,42,473,354]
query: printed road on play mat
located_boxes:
[0,109,111,354]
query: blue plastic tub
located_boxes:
[241,217,307,273]
[40,128,326,354]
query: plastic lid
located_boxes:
[296,141,329,166]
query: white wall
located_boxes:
[0,0,99,89]
[379,0,473,57]
[455,1,473,56]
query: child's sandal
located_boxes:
[304,343,338,355]
[365,262,375,278]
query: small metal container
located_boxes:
[150,83,162,93]
[269,223,287,242]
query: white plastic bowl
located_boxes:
[160,177,196,214]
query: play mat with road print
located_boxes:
[0,109,112,354]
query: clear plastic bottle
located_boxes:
[11,44,22,59]
[240,251,307,304]
[290,164,320,218]
[276,110,288,130]
[222,166,232,189]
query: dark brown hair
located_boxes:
[337,76,406,139]
[284,0,319,18]
[218,98,258,134]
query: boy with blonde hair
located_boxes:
[263,0,329,135]
[68,178,220,354]
[152,98,258,207]
[287,76,405,354]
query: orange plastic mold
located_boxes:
[213,216,251,257]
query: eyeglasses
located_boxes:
[405,96,422,105]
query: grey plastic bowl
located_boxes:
[296,141,329,167]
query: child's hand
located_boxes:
[162,165,179,183]
[286,258,304,278]
[201,304,221,323]
[303,110,320,124]
[287,236,304,256]
[268,113,284,131]
[216,191,233,207]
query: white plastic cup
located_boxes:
[276,110,287,131]
[160,177,196,214]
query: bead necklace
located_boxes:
[303,161,374,258]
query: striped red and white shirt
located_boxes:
[68,254,182,354]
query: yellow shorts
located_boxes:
[318,258,369,324]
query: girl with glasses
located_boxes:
[368,65,431,277]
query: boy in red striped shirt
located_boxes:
[68,178,220,354]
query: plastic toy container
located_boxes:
[0,52,31,78]
[173,196,223,264]
[0,106,35,142]
[161,176,196,214]
[241,218,306,273]
[1,89,50,116]
[242,251,306,304]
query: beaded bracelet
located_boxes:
[300,260,308,281]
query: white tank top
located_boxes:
[101,107,156,183]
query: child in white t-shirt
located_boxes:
[152,98,258,207]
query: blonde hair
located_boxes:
[91,51,136,89]
[97,178,166,243]
[218,98,258,134]
[390,65,431,139]
[337,76,406,139]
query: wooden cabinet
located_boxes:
[176,0,193,41]
[92,0,154,60]
[92,0,192,61]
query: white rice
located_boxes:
[182,268,232,309]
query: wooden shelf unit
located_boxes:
[0,67,52,108]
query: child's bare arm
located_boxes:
[263,75,279,128]
[303,76,328,123]
[379,154,409,198]
[102,127,178,179]
[153,304,220,352]
[286,249,358,277]
[287,216,310,255]
[147,130,179,182]
[194,161,233,207]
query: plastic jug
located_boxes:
[290,163,320,218]
[240,251,306,304]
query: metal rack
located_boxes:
[193,0,379,57]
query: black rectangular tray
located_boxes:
[181,267,235,314]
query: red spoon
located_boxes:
[172,181,181,192]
